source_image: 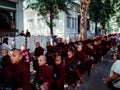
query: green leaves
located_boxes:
[88,0,120,30]
[25,0,76,38]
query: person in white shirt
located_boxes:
[1,38,12,51]
[104,54,120,90]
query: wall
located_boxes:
[16,0,24,32]
[24,8,78,39]
[8,36,50,53]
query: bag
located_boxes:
[113,79,120,84]
[52,73,59,80]
[31,81,40,90]
[69,59,80,71]
[107,79,120,89]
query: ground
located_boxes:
[30,52,113,90]
[75,54,112,90]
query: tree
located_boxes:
[88,0,102,35]
[78,0,91,40]
[25,0,75,40]
[88,0,120,35]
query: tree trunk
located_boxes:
[50,9,54,41]
[79,0,91,40]
[95,21,97,36]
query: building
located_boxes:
[0,0,24,37]
[24,4,79,39]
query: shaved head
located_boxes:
[10,49,23,64]
[12,49,22,56]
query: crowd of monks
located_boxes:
[0,33,119,90]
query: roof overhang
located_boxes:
[0,5,16,11]
[7,0,19,3]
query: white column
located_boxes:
[16,0,24,32]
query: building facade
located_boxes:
[24,4,79,39]
[0,0,24,37]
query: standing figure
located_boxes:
[33,42,44,71]
[19,30,25,36]
[1,38,12,51]
[104,54,120,90]
[75,44,86,75]
[85,42,95,76]
[0,42,2,68]
[25,29,31,37]
[65,51,80,90]
[51,55,65,90]
[46,41,54,65]
[0,49,30,90]
[1,49,11,70]
[31,55,52,90]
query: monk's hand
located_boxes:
[77,61,81,65]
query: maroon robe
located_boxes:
[34,46,44,57]
[46,45,54,65]
[93,44,102,63]
[65,56,80,85]
[0,61,30,90]
[33,46,44,71]
[84,45,95,76]
[1,54,11,70]
[62,43,68,59]
[34,64,52,90]
[51,63,65,90]
[75,51,86,75]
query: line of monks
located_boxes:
[0,34,118,90]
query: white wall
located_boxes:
[24,8,78,39]
[8,36,50,52]
[24,10,50,36]
[16,0,24,32]
[64,8,78,38]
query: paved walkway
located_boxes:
[30,51,114,90]
[76,54,113,90]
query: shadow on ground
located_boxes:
[77,54,112,90]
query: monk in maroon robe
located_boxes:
[65,51,80,90]
[75,44,86,75]
[33,42,44,71]
[51,56,65,90]
[85,43,95,76]
[46,41,54,65]
[1,49,11,70]
[32,55,52,90]
[0,49,30,90]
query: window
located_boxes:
[67,16,77,29]
[67,16,72,28]
[72,18,74,28]
[75,18,77,29]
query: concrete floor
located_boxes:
[76,54,112,90]
[30,53,113,90]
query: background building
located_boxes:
[24,4,79,39]
[0,0,24,37]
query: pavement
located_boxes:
[75,54,113,90]
[30,52,113,90]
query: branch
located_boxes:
[85,0,91,11]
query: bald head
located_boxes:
[12,49,22,56]
[10,49,23,64]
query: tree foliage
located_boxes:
[25,0,76,39]
[88,0,120,34]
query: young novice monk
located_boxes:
[1,49,11,70]
[51,55,65,90]
[0,49,30,90]
[31,55,52,90]
[65,51,81,90]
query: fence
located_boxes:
[7,36,51,53]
